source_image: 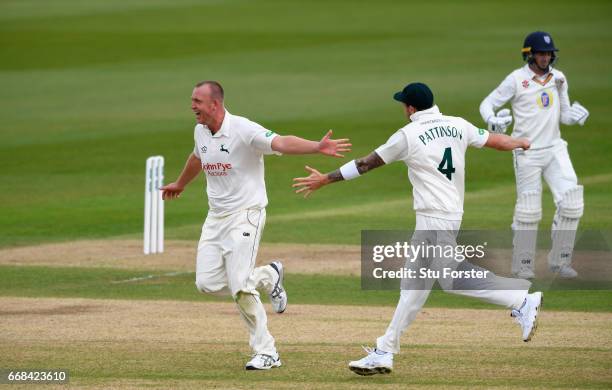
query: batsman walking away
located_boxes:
[293,82,543,376]
[480,31,589,279]
[161,80,351,370]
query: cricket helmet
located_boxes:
[522,31,558,64]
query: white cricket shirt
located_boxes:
[480,64,571,149]
[193,110,280,216]
[375,105,489,220]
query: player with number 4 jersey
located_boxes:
[375,97,487,221]
[293,82,542,376]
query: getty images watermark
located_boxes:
[361,230,612,290]
[371,240,489,280]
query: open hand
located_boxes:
[292,166,328,198]
[318,130,351,158]
[160,182,184,200]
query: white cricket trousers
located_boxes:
[512,140,581,271]
[195,208,278,356]
[513,140,578,203]
[376,215,530,354]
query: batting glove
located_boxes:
[487,108,513,133]
[569,102,589,126]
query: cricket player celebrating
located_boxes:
[480,31,589,279]
[293,82,543,376]
[161,81,351,370]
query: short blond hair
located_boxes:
[195,80,224,101]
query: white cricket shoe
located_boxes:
[348,346,393,376]
[550,265,578,279]
[269,261,287,313]
[511,292,543,342]
[245,353,282,370]
[515,267,535,280]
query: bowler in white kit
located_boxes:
[293,82,543,376]
[480,31,589,279]
[161,81,351,370]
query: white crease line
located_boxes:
[111,271,191,284]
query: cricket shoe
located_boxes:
[245,353,282,370]
[513,261,535,279]
[348,346,393,376]
[550,265,578,279]
[269,261,287,313]
[511,292,543,342]
[515,267,535,280]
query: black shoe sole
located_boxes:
[245,364,281,370]
[349,365,392,376]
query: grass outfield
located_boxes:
[1,0,612,247]
[1,265,610,312]
[1,241,609,388]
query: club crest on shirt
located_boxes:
[537,90,553,108]
[522,80,530,89]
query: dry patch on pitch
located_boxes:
[1,297,611,348]
[0,240,361,275]
[3,297,611,389]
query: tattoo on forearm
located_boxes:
[329,152,385,181]
[355,152,385,174]
[327,170,344,183]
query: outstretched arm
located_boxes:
[160,153,202,200]
[484,133,530,151]
[271,130,351,157]
[292,151,385,197]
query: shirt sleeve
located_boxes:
[245,121,282,155]
[556,71,573,124]
[465,120,490,148]
[374,130,410,163]
[193,127,202,159]
[479,73,516,123]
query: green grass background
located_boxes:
[1,0,612,247]
[1,265,610,312]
